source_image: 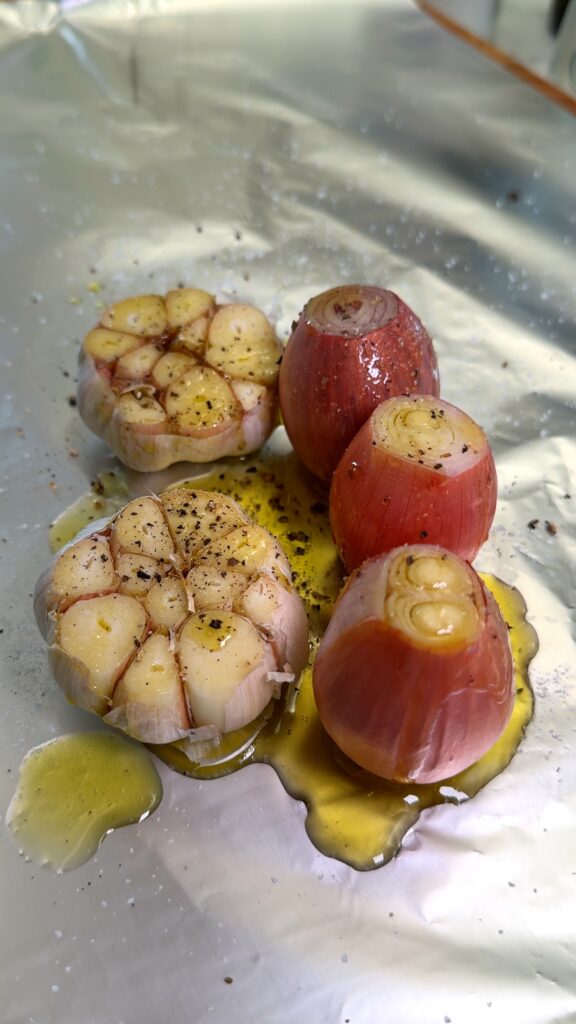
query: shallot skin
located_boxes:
[330,396,497,571]
[279,285,439,482]
[312,548,515,784]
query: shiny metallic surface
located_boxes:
[1,1,575,1021]
[552,1,576,91]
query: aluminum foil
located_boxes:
[1,1,575,1021]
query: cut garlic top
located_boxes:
[78,289,282,472]
[35,489,309,747]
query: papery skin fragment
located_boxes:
[330,394,497,571]
[35,489,309,745]
[278,284,439,482]
[78,290,281,472]
[313,546,514,784]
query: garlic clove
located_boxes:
[33,516,114,641]
[151,351,198,390]
[179,610,277,732]
[195,523,291,581]
[116,553,169,597]
[164,365,241,437]
[161,488,249,561]
[56,594,147,713]
[144,574,190,631]
[107,633,190,742]
[111,497,175,561]
[186,566,247,611]
[165,288,214,329]
[101,295,168,337]
[116,391,168,433]
[49,535,116,611]
[238,574,309,676]
[174,316,210,353]
[230,379,269,413]
[84,328,144,364]
[230,380,276,454]
[115,343,164,382]
[205,304,281,387]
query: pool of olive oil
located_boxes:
[35,429,537,871]
[6,733,162,872]
[153,435,538,870]
[49,470,129,552]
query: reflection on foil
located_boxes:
[0,1,574,1022]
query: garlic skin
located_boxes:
[279,284,439,482]
[313,545,514,784]
[35,489,309,746]
[330,394,497,571]
[78,290,281,472]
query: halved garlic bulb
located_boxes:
[313,545,514,784]
[35,489,309,746]
[78,290,282,471]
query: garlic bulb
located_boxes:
[78,290,282,471]
[35,489,309,746]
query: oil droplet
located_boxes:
[49,471,129,552]
[6,733,162,872]
[153,433,537,870]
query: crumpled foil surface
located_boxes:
[0,1,575,1022]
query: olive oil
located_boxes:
[6,733,162,872]
[38,430,537,870]
[154,435,537,870]
[49,471,129,552]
